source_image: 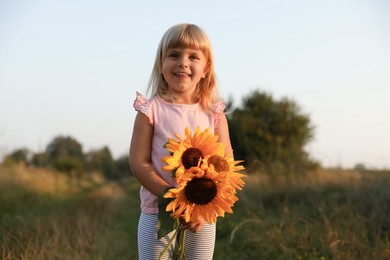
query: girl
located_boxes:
[129,23,232,260]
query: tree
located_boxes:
[85,146,117,179]
[45,135,84,175]
[31,152,49,168]
[115,154,132,177]
[228,90,315,173]
[3,148,31,165]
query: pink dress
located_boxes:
[133,92,225,214]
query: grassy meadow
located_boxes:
[1,164,389,259]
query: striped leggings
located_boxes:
[138,212,216,260]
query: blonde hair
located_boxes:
[147,23,220,111]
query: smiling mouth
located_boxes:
[174,72,191,77]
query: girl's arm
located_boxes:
[215,114,233,157]
[129,112,171,196]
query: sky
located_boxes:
[0,0,389,169]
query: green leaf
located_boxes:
[157,187,176,239]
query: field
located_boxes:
[1,165,389,259]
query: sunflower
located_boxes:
[162,127,225,182]
[206,155,246,191]
[163,165,238,224]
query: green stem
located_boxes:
[173,229,186,260]
[158,228,179,260]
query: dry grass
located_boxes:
[0,165,139,259]
[244,168,364,188]
[215,168,390,259]
[1,164,106,196]
[1,164,390,259]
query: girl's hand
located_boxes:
[179,217,205,233]
[188,218,205,233]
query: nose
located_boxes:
[178,57,189,68]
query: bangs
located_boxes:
[162,24,210,57]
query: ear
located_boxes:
[203,62,210,78]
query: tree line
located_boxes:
[2,89,319,177]
[2,136,129,179]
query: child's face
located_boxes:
[162,48,208,99]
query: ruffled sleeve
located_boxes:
[133,92,153,124]
[211,101,225,128]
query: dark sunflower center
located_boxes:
[184,177,217,204]
[181,148,203,169]
[208,155,230,172]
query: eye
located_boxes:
[168,53,179,59]
[189,55,199,61]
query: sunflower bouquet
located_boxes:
[158,127,245,259]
